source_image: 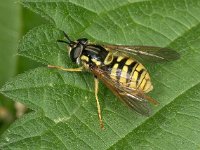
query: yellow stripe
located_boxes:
[117,56,124,62]
[145,73,150,80]
[125,59,134,65]
[143,81,152,93]
[91,58,101,66]
[81,55,89,62]
[119,65,128,84]
[136,64,144,72]
[110,63,118,80]
[132,71,138,83]
[129,71,138,89]
[129,63,138,80]
[140,79,146,90]
[137,71,147,87]
[129,81,136,89]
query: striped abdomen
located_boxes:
[106,55,153,93]
[80,44,153,93]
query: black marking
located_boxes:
[108,57,118,68]
[83,45,108,64]
[128,63,139,87]
[126,61,137,83]
[138,72,147,88]
[82,50,92,63]
[85,47,99,54]
[116,58,128,81]
[142,79,147,91]
[136,69,145,87]
[87,45,102,52]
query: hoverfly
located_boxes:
[48,32,180,129]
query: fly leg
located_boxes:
[48,65,84,72]
[94,76,104,129]
[49,65,104,128]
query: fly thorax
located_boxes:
[81,45,109,67]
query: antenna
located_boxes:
[57,31,76,46]
[63,31,73,43]
[57,39,70,44]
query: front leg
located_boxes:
[48,65,84,72]
[94,76,104,129]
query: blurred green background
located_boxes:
[0,1,46,135]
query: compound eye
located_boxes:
[70,45,83,62]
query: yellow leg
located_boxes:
[48,65,83,72]
[94,77,104,129]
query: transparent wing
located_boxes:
[105,45,180,62]
[116,90,151,116]
[92,66,157,116]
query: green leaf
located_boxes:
[110,83,200,149]
[0,0,21,134]
[1,0,200,149]
[0,1,20,85]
